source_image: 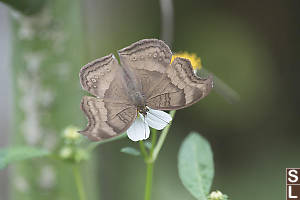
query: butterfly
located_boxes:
[79,39,213,141]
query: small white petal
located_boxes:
[145,108,172,130]
[127,114,150,141]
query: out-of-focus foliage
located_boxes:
[0,146,49,170]
[7,0,93,199]
[121,147,141,156]
[0,0,47,15]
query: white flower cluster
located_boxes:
[208,190,228,200]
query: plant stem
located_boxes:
[199,68,240,103]
[142,110,176,200]
[149,129,157,155]
[73,165,86,200]
[139,140,148,158]
[144,161,154,200]
[159,0,174,47]
[151,110,176,162]
[87,132,127,152]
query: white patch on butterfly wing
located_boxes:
[127,114,150,141]
[145,108,172,130]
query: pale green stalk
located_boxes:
[140,110,176,200]
[151,110,176,162]
[87,133,127,152]
[73,165,87,200]
[144,162,154,200]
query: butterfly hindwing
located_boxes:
[146,57,213,110]
[80,96,137,141]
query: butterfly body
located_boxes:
[117,63,147,106]
[137,105,149,117]
[79,39,213,141]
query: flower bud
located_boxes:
[59,147,73,159]
[62,125,81,143]
[208,190,228,200]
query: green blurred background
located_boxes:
[0,0,299,200]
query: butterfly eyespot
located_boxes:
[132,56,137,61]
[91,78,96,83]
[153,53,158,58]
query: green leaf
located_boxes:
[0,146,50,170]
[178,132,214,200]
[120,147,141,156]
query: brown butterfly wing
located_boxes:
[80,54,121,99]
[118,39,212,110]
[118,39,172,98]
[79,40,212,140]
[79,54,137,141]
[146,57,213,110]
[79,96,137,141]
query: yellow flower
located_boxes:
[171,52,202,70]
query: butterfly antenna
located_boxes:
[148,112,171,125]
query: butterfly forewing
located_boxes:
[80,54,120,99]
[118,39,172,99]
